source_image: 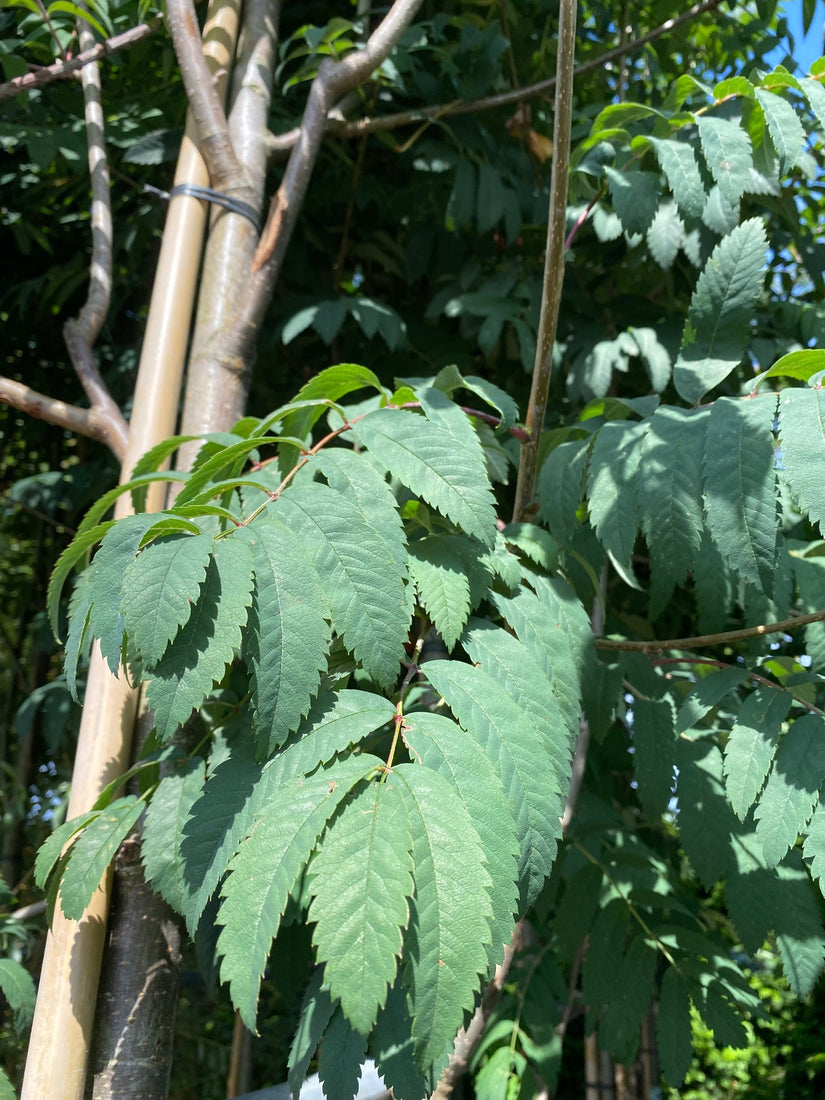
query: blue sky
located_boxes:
[772,0,824,72]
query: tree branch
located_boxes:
[0,19,160,104]
[596,607,825,653]
[165,0,243,189]
[228,0,423,356]
[511,0,577,521]
[0,377,126,457]
[58,2,130,460]
[264,0,725,158]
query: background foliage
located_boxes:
[4,0,825,1097]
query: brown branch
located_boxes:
[0,20,160,103]
[0,376,126,456]
[265,0,725,158]
[165,0,243,189]
[511,0,577,522]
[231,0,424,351]
[596,607,825,653]
[54,3,130,461]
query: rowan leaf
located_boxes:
[282,690,395,772]
[423,659,561,907]
[238,517,332,754]
[317,1007,368,1100]
[803,800,825,893]
[755,88,806,170]
[538,438,589,547]
[755,714,825,867]
[636,406,707,598]
[59,796,144,919]
[492,576,591,740]
[121,532,214,668]
[276,482,410,689]
[677,739,739,887]
[217,753,377,1030]
[674,218,767,404]
[779,388,825,536]
[647,200,685,269]
[604,167,660,234]
[394,762,493,1068]
[460,617,571,781]
[86,514,158,672]
[0,958,36,1030]
[403,710,520,969]
[677,665,749,732]
[587,420,646,568]
[633,696,676,819]
[774,849,825,997]
[353,407,496,546]
[180,734,264,935]
[309,781,413,1034]
[142,758,205,914]
[288,971,335,1097]
[723,688,792,820]
[599,936,657,1064]
[658,966,693,1086]
[703,397,779,597]
[648,136,706,220]
[47,520,115,640]
[371,982,432,1100]
[146,539,254,741]
[696,116,753,206]
[408,537,471,650]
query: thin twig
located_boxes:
[229,0,424,357]
[651,656,825,717]
[511,0,577,521]
[596,607,825,653]
[264,0,725,157]
[0,20,160,103]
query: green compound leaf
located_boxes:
[317,1007,368,1100]
[755,713,825,868]
[181,736,265,935]
[238,517,332,755]
[604,167,660,234]
[703,397,779,598]
[674,218,767,404]
[587,420,647,568]
[394,762,493,1069]
[492,576,591,741]
[217,753,377,1031]
[677,739,739,887]
[48,520,115,640]
[64,570,92,700]
[677,664,749,732]
[309,780,414,1035]
[755,88,806,171]
[696,116,753,207]
[423,659,561,908]
[658,966,693,1087]
[288,971,335,1097]
[146,539,254,741]
[803,800,825,892]
[599,936,657,1064]
[354,407,496,546]
[59,796,144,920]
[282,689,395,772]
[632,696,676,820]
[774,849,825,997]
[636,406,707,601]
[648,136,706,220]
[371,982,433,1100]
[0,958,36,1033]
[460,617,571,784]
[403,710,520,970]
[87,514,158,672]
[723,687,792,820]
[121,531,214,668]
[779,388,825,536]
[142,758,205,914]
[408,536,472,651]
[34,810,99,890]
[792,549,825,673]
[538,437,589,548]
[276,482,410,690]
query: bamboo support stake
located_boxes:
[20,4,240,1097]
